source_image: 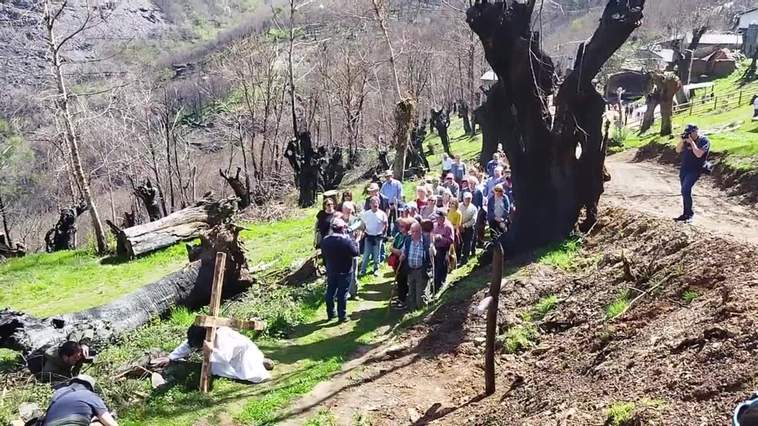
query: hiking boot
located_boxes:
[673,215,688,222]
[684,216,694,224]
[338,317,350,323]
[373,270,380,277]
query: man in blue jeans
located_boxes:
[360,196,388,277]
[320,218,360,322]
[675,124,710,224]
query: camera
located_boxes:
[681,131,691,139]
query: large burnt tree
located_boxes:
[466,0,645,254]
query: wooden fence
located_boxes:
[626,85,758,129]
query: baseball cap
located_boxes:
[70,374,96,391]
[685,124,698,133]
[368,183,380,192]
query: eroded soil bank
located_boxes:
[289,205,758,425]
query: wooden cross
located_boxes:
[197,252,266,393]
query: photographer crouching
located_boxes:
[28,341,95,384]
[675,124,711,224]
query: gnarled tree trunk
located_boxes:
[220,167,251,209]
[134,179,162,222]
[44,202,88,252]
[467,0,645,254]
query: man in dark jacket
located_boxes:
[675,124,710,223]
[320,218,360,322]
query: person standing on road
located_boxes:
[380,170,404,235]
[400,222,434,310]
[675,124,710,223]
[321,218,360,322]
[360,197,388,277]
[431,210,454,294]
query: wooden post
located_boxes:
[485,242,504,395]
[199,252,226,393]
[689,101,694,116]
[739,90,743,107]
[713,96,718,111]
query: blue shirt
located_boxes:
[484,177,504,198]
[486,159,499,176]
[44,384,108,425]
[450,163,467,182]
[320,233,360,275]
[681,135,710,173]
[380,179,404,205]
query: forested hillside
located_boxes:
[0,0,754,253]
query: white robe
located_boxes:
[168,326,271,383]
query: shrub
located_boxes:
[606,290,631,320]
[682,290,699,304]
[502,320,538,354]
[606,401,636,426]
[533,295,559,320]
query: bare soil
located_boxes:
[284,156,758,425]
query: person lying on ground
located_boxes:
[155,326,274,384]
[41,374,118,426]
[30,341,92,383]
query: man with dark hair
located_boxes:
[675,124,710,223]
[321,218,361,322]
[42,374,118,426]
[37,341,90,382]
[164,325,274,383]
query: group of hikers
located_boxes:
[316,151,515,322]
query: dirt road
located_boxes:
[605,149,758,245]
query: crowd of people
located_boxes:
[317,151,515,321]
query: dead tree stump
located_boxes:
[220,167,251,209]
[134,180,162,222]
[466,0,645,254]
[44,202,87,252]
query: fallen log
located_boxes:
[111,197,237,258]
[0,223,252,356]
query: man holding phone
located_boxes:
[675,124,710,224]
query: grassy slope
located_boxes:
[0,245,188,317]
[623,70,758,170]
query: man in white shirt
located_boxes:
[360,196,388,276]
[162,325,274,384]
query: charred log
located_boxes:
[0,223,252,355]
[112,197,237,258]
[466,0,645,254]
[321,147,347,191]
[220,167,251,209]
[44,202,88,252]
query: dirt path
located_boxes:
[604,149,758,245]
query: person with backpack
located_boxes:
[675,124,710,224]
[399,222,434,310]
[41,374,118,426]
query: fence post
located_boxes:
[689,101,694,116]
[714,96,718,111]
[739,90,743,107]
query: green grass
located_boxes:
[0,244,188,316]
[537,238,582,271]
[606,401,636,426]
[682,290,699,304]
[533,295,559,320]
[502,314,538,354]
[606,289,631,320]
[623,68,758,171]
